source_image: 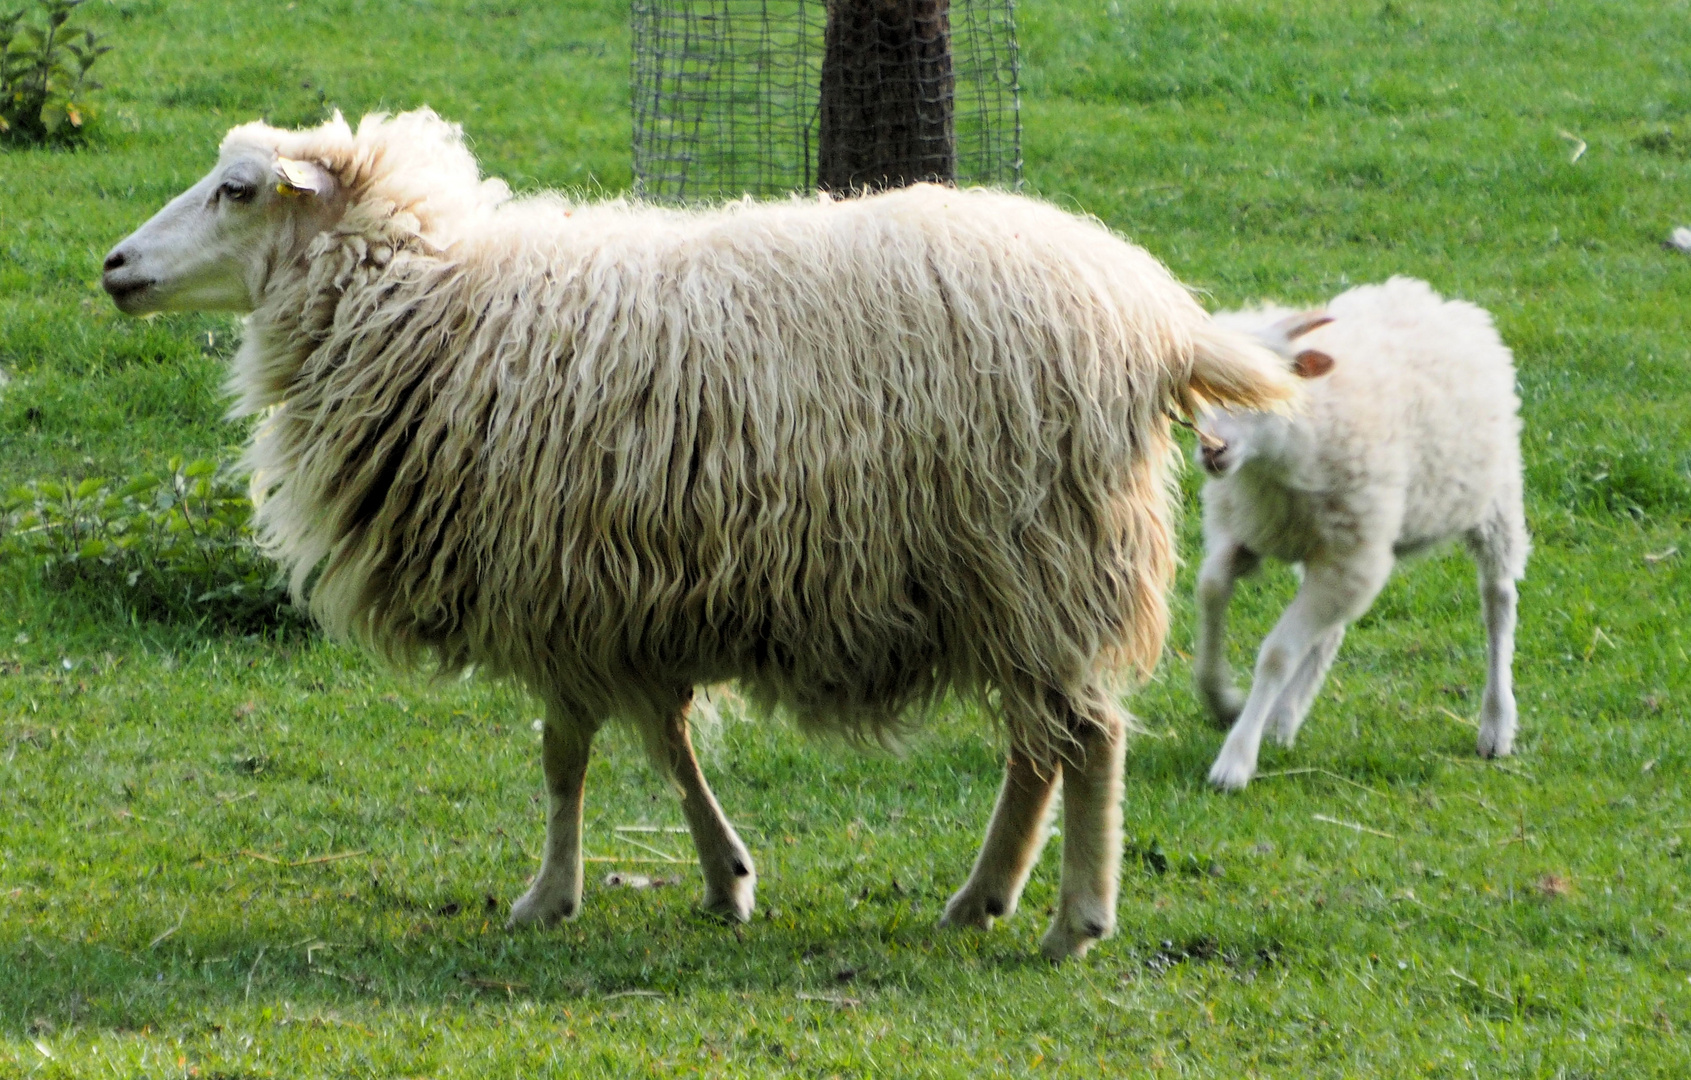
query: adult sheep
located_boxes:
[102,109,1297,960]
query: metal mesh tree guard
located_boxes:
[631,0,1020,202]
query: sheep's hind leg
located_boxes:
[509,707,599,927]
[941,751,1061,930]
[1195,541,1260,727]
[642,691,756,922]
[1266,624,1346,747]
[1209,555,1389,791]
[1040,701,1127,962]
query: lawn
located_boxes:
[2,0,1690,1075]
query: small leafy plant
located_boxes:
[1,0,110,142]
[1,458,305,631]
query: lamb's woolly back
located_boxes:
[1216,277,1511,390]
[229,110,1296,757]
[1326,276,1513,380]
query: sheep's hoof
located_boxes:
[939,888,1011,930]
[701,871,756,924]
[1039,913,1111,962]
[507,881,580,928]
[1207,754,1255,792]
[1200,686,1245,729]
[700,897,754,924]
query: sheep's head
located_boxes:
[104,110,506,317]
[1198,307,1335,478]
[102,132,349,315]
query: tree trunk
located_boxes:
[817,0,955,194]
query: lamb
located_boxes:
[1193,277,1529,791]
[100,109,1299,960]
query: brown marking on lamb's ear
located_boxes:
[1292,349,1335,378]
[1281,311,1334,341]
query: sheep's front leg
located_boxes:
[509,709,598,927]
[941,751,1061,930]
[1040,705,1126,962]
[1195,540,1260,727]
[642,693,756,922]
[1475,571,1519,758]
[1209,555,1389,791]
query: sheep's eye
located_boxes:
[219,180,256,203]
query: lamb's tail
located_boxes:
[1176,319,1301,417]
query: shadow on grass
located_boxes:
[5,873,1302,1032]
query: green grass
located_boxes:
[2,0,1690,1075]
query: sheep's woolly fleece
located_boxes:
[230,110,1296,756]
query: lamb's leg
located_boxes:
[1474,565,1520,759]
[1195,540,1260,727]
[1209,555,1390,791]
[1266,624,1346,747]
[641,692,757,922]
[941,751,1061,930]
[1040,703,1127,962]
[1467,500,1527,758]
[509,707,598,927]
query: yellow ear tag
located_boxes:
[275,157,317,197]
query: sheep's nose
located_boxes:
[103,249,128,273]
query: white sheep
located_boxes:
[1193,277,1529,790]
[101,109,1299,959]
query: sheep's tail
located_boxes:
[1177,319,1301,417]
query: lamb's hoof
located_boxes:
[1477,703,1516,758]
[1039,913,1111,962]
[1267,713,1300,748]
[1207,754,1255,792]
[507,882,579,929]
[1477,727,1515,759]
[940,888,1011,930]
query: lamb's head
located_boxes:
[102,119,355,315]
[1197,307,1336,478]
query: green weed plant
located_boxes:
[1,457,297,630]
[0,0,108,142]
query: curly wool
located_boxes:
[229,110,1294,756]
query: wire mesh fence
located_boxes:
[631,0,1019,202]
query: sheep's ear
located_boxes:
[274,156,330,198]
[1279,311,1334,341]
[1292,349,1335,378]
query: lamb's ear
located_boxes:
[1278,310,1334,341]
[274,156,332,198]
[1292,349,1335,378]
